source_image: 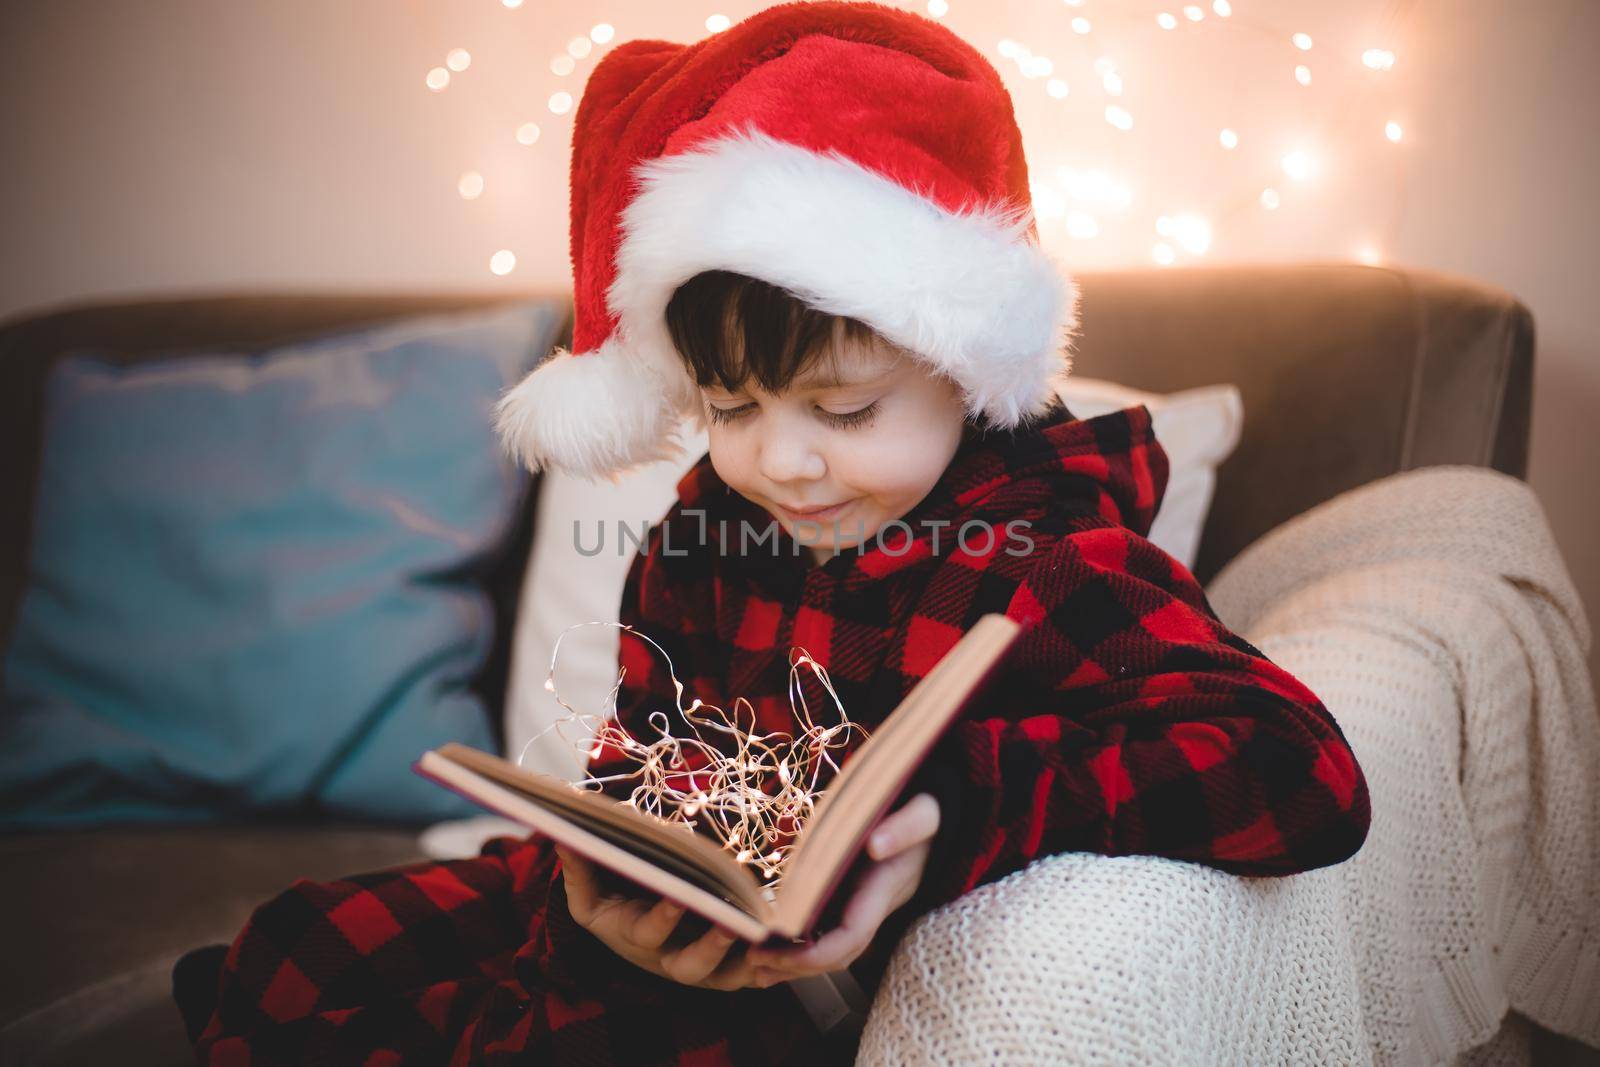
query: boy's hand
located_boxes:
[557,846,764,991]
[744,793,939,985]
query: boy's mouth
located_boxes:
[777,498,858,521]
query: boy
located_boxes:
[183,5,1370,1064]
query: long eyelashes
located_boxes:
[820,401,880,430]
[705,401,881,431]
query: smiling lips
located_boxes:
[780,498,856,520]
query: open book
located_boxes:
[413,612,1022,944]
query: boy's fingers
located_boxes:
[556,848,599,924]
[764,917,870,976]
[631,897,686,950]
[700,952,764,992]
[661,927,738,986]
[752,847,924,978]
[867,793,940,860]
[842,850,917,931]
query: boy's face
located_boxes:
[699,335,968,566]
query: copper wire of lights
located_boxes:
[518,621,869,887]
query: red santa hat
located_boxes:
[495,0,1079,481]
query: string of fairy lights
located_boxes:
[424,0,1409,274]
[520,621,869,885]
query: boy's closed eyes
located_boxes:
[687,320,974,569]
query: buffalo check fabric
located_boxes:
[601,398,1370,909]
[193,399,1370,1065]
[194,835,824,1065]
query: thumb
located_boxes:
[868,793,940,861]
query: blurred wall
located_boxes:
[2,0,1597,684]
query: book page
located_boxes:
[429,743,769,916]
[768,613,1022,938]
[415,750,774,943]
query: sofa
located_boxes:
[5,263,1593,1066]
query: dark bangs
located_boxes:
[664,270,880,394]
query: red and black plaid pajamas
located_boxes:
[192,400,1371,1065]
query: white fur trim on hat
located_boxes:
[613,126,1078,427]
[491,335,695,483]
[494,125,1078,480]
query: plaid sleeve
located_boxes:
[909,523,1372,914]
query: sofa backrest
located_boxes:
[0,263,1533,673]
[1066,264,1533,583]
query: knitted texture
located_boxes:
[856,465,1599,1066]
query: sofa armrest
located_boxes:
[858,851,1370,1066]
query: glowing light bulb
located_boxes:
[1183,5,1204,21]
[1385,121,1403,142]
[590,23,615,44]
[567,36,593,58]
[1032,184,1066,221]
[1172,214,1212,254]
[1292,32,1313,50]
[1058,166,1134,209]
[501,0,522,7]
[548,91,574,114]
[1362,48,1396,71]
[516,122,541,145]
[1071,17,1091,34]
[446,48,471,72]
[1157,12,1177,29]
[1066,211,1100,239]
[1356,246,1382,265]
[551,55,575,76]
[1105,105,1133,130]
[1212,0,1232,15]
[1280,150,1314,180]
[1046,78,1070,99]
[1260,188,1280,210]
[1152,243,1176,266]
[425,67,450,92]
[1295,64,1312,85]
[706,14,731,32]
[927,0,948,15]
[1219,127,1239,149]
[458,171,484,200]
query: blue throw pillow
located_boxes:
[1,301,564,827]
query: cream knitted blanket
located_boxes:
[858,465,1599,1066]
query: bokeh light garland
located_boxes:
[429,1,1411,275]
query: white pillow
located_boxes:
[503,423,713,781]
[499,378,1242,780]
[424,443,711,859]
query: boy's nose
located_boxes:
[757,428,826,485]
